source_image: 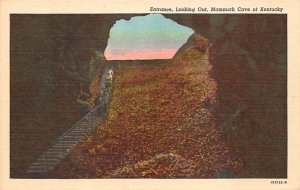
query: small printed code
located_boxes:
[270,180,287,184]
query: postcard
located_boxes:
[1,0,299,189]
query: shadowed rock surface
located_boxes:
[11,14,144,177]
[168,14,287,178]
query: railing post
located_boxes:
[60,137,62,155]
[43,154,46,171]
[76,124,78,141]
[90,112,92,131]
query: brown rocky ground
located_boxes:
[50,34,242,178]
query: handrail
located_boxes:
[27,66,114,174]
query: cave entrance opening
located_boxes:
[104,14,195,61]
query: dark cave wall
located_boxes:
[168,14,287,177]
[208,15,287,132]
[10,14,142,177]
[167,14,286,131]
[209,15,287,178]
[175,14,287,126]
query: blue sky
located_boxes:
[104,14,194,60]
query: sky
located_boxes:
[104,14,194,60]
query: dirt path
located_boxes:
[51,35,242,178]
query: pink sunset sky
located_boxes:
[104,14,194,60]
[105,49,178,60]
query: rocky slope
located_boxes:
[50,34,242,178]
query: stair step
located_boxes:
[62,134,83,138]
[26,68,113,175]
[80,123,90,125]
[30,164,56,169]
[44,152,65,155]
[52,142,76,146]
[29,166,55,171]
[56,140,78,143]
[60,137,82,142]
[68,131,87,134]
[61,137,81,141]
[71,130,86,133]
[38,155,64,160]
[80,121,90,124]
[29,164,54,169]
[50,146,75,150]
[27,169,49,173]
[45,151,68,156]
[49,146,73,151]
[35,158,60,162]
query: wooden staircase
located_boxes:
[27,68,113,175]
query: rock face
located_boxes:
[109,153,196,178]
[10,14,143,177]
[167,14,287,177]
[11,14,286,178]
